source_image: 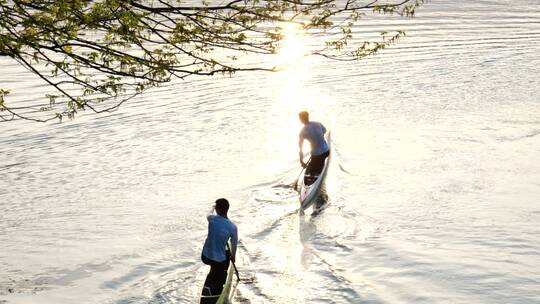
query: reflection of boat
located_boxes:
[298,131,331,210]
[199,240,236,304]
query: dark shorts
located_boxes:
[201,254,230,273]
[201,254,230,296]
[306,150,330,176]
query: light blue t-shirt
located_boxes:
[299,121,328,156]
[202,212,238,262]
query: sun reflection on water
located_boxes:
[273,22,310,68]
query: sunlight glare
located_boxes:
[273,22,309,68]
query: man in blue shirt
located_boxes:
[201,198,238,293]
[299,111,329,183]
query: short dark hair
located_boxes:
[215,198,229,214]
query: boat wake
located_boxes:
[228,147,381,303]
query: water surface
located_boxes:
[1,0,540,303]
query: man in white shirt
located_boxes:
[201,198,238,292]
[298,111,329,183]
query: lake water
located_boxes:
[1,0,540,303]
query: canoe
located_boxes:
[298,131,331,210]
[200,240,236,304]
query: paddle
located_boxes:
[293,157,311,191]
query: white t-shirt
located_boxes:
[299,121,329,156]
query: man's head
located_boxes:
[298,111,309,124]
[215,198,229,217]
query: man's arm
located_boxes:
[231,226,238,262]
[207,205,215,221]
[299,132,306,167]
